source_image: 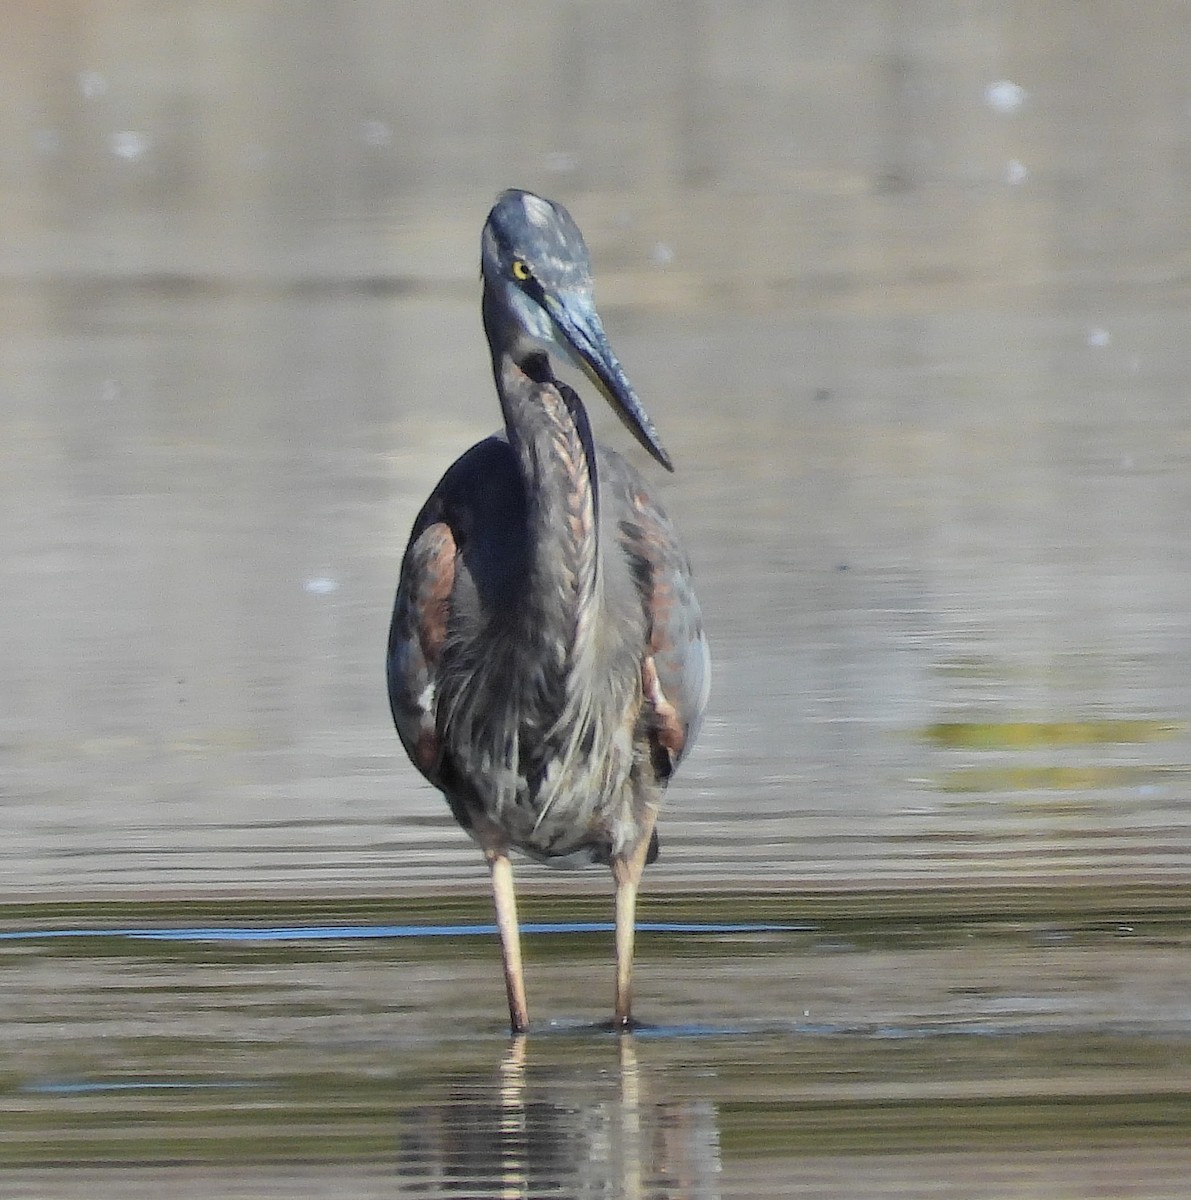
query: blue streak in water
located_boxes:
[0,920,812,943]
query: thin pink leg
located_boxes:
[487,848,529,1033]
[611,808,659,1028]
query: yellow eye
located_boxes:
[511,259,531,282]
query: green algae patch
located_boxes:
[922,720,1184,750]
[936,763,1190,794]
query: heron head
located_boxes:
[481,189,672,472]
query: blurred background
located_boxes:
[3,0,1189,900]
[3,5,1191,1194]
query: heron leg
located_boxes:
[486,846,530,1034]
[611,806,659,1029]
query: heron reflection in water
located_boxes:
[388,190,709,1032]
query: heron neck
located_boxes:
[492,349,603,671]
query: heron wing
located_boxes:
[603,451,710,773]
[387,514,457,779]
[387,436,528,784]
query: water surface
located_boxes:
[3,3,1191,1195]
[3,895,1190,1196]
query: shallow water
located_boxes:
[4,3,1191,1195]
[3,896,1191,1196]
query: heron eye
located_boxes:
[511,259,532,282]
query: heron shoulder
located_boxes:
[400,434,530,615]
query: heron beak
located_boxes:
[544,290,673,472]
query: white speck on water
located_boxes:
[359,119,391,148]
[985,80,1026,114]
[1006,158,1028,184]
[304,576,339,595]
[545,151,579,174]
[100,379,122,403]
[109,130,150,161]
[650,241,675,265]
[1087,327,1111,348]
[78,70,108,100]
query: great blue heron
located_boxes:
[387,189,709,1032]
